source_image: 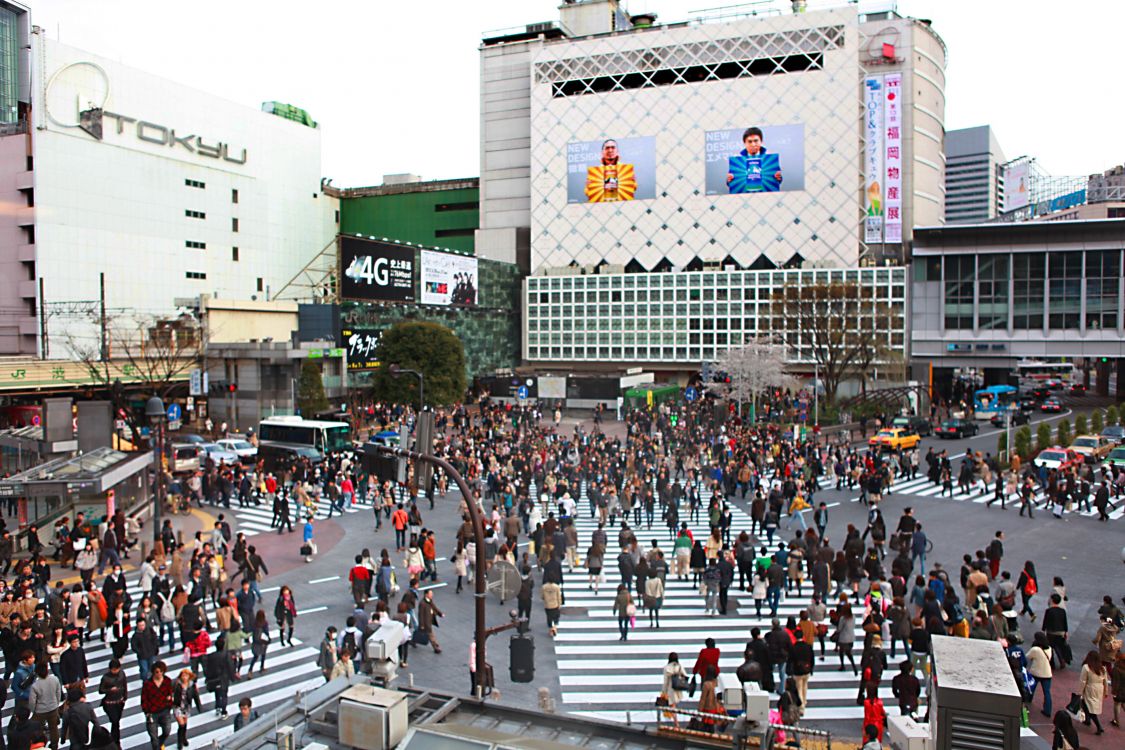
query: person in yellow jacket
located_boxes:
[786,494,810,532]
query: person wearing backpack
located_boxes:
[1017,562,1039,622]
[337,618,362,663]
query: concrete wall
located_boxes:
[0,132,32,353]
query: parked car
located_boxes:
[1068,434,1114,463]
[1068,383,1087,395]
[169,443,201,473]
[1100,425,1125,445]
[936,418,979,439]
[1103,446,1125,470]
[891,415,932,437]
[216,438,257,464]
[1040,398,1063,413]
[198,442,240,466]
[990,410,1030,427]
[1033,446,1082,472]
[868,427,921,452]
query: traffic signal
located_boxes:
[227,383,238,393]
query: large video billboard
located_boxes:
[567,136,656,203]
[339,237,415,302]
[421,250,479,306]
[705,124,805,196]
[340,327,381,370]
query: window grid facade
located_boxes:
[937,250,1124,333]
[525,268,905,364]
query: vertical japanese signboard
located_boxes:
[883,72,903,244]
[863,76,885,244]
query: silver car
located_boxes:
[216,438,258,464]
[198,442,240,466]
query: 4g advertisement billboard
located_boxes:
[339,237,415,302]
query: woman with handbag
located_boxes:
[661,653,689,727]
[1052,710,1080,750]
[613,584,635,642]
[247,610,270,677]
[274,586,297,647]
[171,668,202,749]
[1078,650,1108,735]
[835,602,858,675]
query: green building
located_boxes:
[336,176,479,254]
[328,177,520,378]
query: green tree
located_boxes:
[1036,422,1052,452]
[1091,409,1104,434]
[1056,418,1071,447]
[371,321,467,407]
[1014,426,1032,460]
[1074,413,1088,436]
[297,360,330,416]
[1107,405,1119,426]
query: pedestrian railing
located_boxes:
[653,705,742,745]
[763,722,832,750]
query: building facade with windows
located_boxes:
[0,31,338,356]
[911,219,1125,397]
[944,125,1006,224]
[480,0,944,374]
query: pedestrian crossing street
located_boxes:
[553,504,894,726]
[854,474,1125,520]
[15,576,325,748]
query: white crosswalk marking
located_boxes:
[7,575,325,747]
[528,472,896,725]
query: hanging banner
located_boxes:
[863,76,885,244]
[883,72,903,244]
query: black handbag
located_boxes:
[671,674,689,691]
[1065,692,1086,720]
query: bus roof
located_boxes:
[259,417,348,428]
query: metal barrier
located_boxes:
[653,705,743,746]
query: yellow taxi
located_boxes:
[868,427,921,452]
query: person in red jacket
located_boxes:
[141,661,174,750]
[421,531,438,582]
[862,683,887,741]
[693,637,721,679]
[348,555,371,606]
[391,505,410,550]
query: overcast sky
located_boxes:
[29,0,1123,188]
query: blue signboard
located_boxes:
[166,403,182,422]
[517,385,529,400]
[685,387,698,402]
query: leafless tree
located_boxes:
[706,337,798,420]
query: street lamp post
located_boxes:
[367,443,489,696]
[145,396,166,542]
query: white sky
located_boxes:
[28,0,1124,188]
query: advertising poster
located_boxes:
[566,136,656,203]
[704,124,805,196]
[420,250,479,306]
[1002,162,1030,212]
[340,327,381,370]
[883,73,903,243]
[339,237,415,302]
[864,76,885,243]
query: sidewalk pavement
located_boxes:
[1031,661,1119,749]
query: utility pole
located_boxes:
[38,277,48,358]
[99,272,108,361]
